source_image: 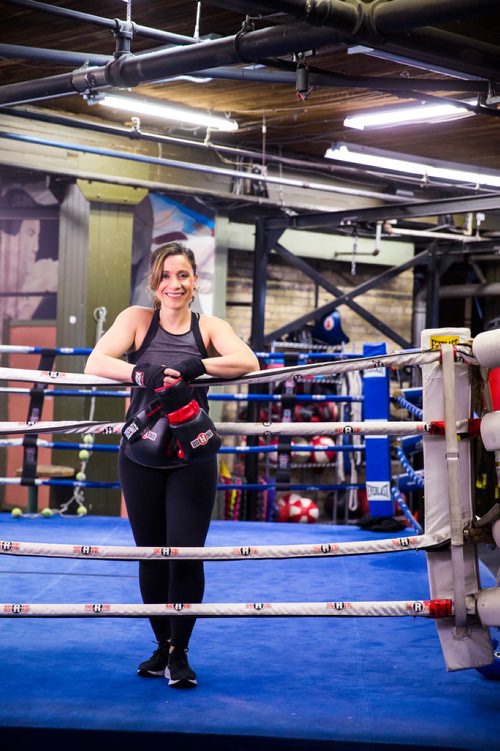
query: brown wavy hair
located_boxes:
[148,241,197,310]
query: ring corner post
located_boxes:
[421,327,493,671]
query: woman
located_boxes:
[85,241,259,688]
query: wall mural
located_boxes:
[131,193,216,315]
[0,180,59,340]
[0,183,215,344]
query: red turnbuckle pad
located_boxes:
[428,599,453,618]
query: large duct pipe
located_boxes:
[0,44,486,96]
[372,0,498,34]
[206,0,498,36]
[0,23,344,107]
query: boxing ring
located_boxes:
[1,327,500,749]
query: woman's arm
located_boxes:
[84,307,144,382]
[201,316,260,378]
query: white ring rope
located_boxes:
[0,532,448,561]
[0,348,451,389]
[0,420,479,438]
[0,599,456,619]
[0,418,476,437]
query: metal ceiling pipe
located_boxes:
[0,106,424,203]
[373,0,498,35]
[0,44,111,67]
[439,284,500,298]
[206,0,361,32]
[1,0,196,45]
[0,23,344,106]
[207,0,498,37]
[0,129,409,204]
[0,42,483,96]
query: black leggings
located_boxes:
[119,450,218,648]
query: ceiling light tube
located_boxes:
[98,93,238,132]
[325,143,500,189]
[344,102,472,130]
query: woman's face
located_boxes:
[155,253,197,310]
[21,219,40,265]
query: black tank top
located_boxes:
[126,309,209,419]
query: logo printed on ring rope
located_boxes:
[84,603,111,613]
[1,541,20,552]
[327,602,352,610]
[154,547,179,557]
[75,545,99,556]
[240,546,253,556]
[41,371,60,379]
[247,603,272,611]
[312,543,338,554]
[6,604,30,614]
[411,601,424,613]
[395,537,416,548]
[165,603,191,611]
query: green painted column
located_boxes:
[54,180,148,516]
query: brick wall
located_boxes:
[226,249,414,349]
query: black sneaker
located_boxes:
[137,640,171,677]
[165,646,197,689]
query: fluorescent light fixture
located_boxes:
[98,93,238,132]
[344,101,472,130]
[325,142,500,189]
[348,45,482,81]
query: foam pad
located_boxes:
[492,519,500,548]
[477,588,500,628]
[480,411,500,451]
[472,329,500,369]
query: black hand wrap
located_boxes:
[171,357,206,383]
[131,363,166,389]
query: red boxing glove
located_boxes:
[155,379,220,462]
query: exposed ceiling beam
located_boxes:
[265,194,500,230]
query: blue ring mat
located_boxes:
[0,514,499,751]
